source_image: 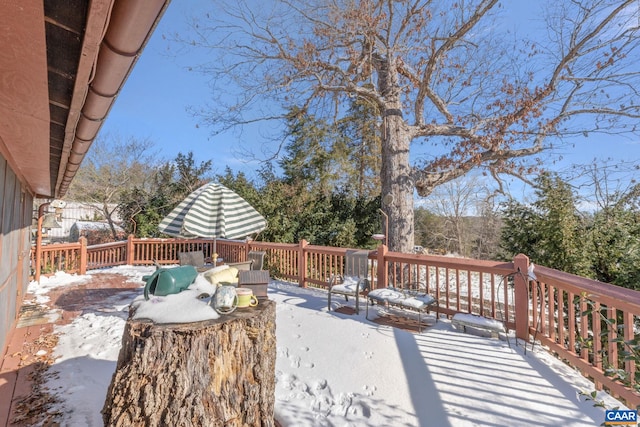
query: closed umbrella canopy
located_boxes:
[159,182,266,240]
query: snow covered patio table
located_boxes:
[366,287,439,332]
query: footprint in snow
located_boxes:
[277,347,290,358]
[349,401,372,418]
[289,355,301,368]
[275,371,298,390]
[363,384,377,396]
[336,392,354,416]
[314,379,328,390]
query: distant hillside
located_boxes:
[415,213,503,260]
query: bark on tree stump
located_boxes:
[102,300,276,427]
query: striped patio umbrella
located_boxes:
[158,183,266,245]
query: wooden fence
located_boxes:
[30,235,640,407]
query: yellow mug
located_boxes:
[236,287,258,308]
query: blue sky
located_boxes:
[100,1,638,200]
[100,1,261,177]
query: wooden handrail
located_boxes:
[28,234,640,407]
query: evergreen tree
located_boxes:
[217,167,261,209]
[279,108,339,194]
[170,152,213,200]
[337,94,382,199]
[534,174,589,276]
[586,188,640,289]
[118,152,213,237]
[500,173,589,276]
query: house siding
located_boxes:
[0,152,33,354]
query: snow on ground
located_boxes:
[31,265,625,426]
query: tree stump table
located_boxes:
[102,300,276,427]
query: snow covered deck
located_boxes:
[274,280,623,426]
[4,266,624,426]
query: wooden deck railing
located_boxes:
[33,240,87,275]
[87,241,127,269]
[530,265,640,407]
[29,235,640,407]
[381,251,518,329]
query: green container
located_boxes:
[143,266,198,300]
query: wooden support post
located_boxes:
[245,238,252,261]
[126,234,135,265]
[102,301,277,426]
[298,239,308,288]
[78,237,87,274]
[34,202,51,283]
[513,253,530,342]
[376,244,388,290]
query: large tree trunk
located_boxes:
[376,53,415,255]
[381,110,414,254]
[102,300,276,427]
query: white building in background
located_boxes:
[69,221,126,245]
[36,201,122,243]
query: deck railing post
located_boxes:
[298,239,308,288]
[376,244,388,290]
[78,237,87,274]
[35,215,43,283]
[245,238,251,261]
[513,253,530,342]
[126,234,135,265]
[34,202,51,283]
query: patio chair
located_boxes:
[247,250,266,270]
[327,250,370,314]
[178,251,215,273]
[226,260,253,271]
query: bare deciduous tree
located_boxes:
[67,134,158,240]
[426,177,489,257]
[184,0,640,252]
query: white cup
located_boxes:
[211,285,238,314]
